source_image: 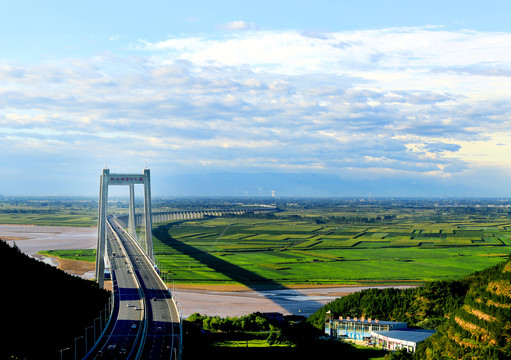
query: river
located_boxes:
[0,224,413,317]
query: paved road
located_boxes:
[85,218,180,359]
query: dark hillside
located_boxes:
[0,239,110,359]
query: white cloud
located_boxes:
[138,28,511,70]
[2,26,511,193]
[216,20,257,31]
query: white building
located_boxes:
[371,328,436,353]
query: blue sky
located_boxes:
[1,1,511,196]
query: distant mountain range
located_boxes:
[153,172,474,198]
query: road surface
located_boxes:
[85,218,180,359]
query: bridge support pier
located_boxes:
[143,169,154,263]
[95,169,109,290]
[128,184,136,238]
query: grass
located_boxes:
[0,200,97,227]
[39,249,96,262]
[212,339,290,348]
[185,330,386,360]
[0,214,97,227]
[41,215,511,287]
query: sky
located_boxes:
[1,1,511,197]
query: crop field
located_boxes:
[0,199,98,227]
[152,204,511,287]
[0,213,96,227]
[14,197,511,287]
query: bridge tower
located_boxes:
[95,168,154,289]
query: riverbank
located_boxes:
[173,282,419,292]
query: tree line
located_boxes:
[307,279,470,330]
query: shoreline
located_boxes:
[34,254,95,276]
[34,253,113,291]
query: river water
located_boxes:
[172,285,413,318]
[0,224,97,277]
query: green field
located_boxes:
[39,249,96,262]
[211,339,290,348]
[0,213,96,227]
[0,199,98,227]
[152,209,511,287]
[15,197,511,287]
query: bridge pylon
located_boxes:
[95,168,154,289]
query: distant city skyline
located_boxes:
[1,1,511,196]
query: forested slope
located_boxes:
[415,260,511,359]
[308,280,469,330]
[0,239,110,359]
[307,257,511,359]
